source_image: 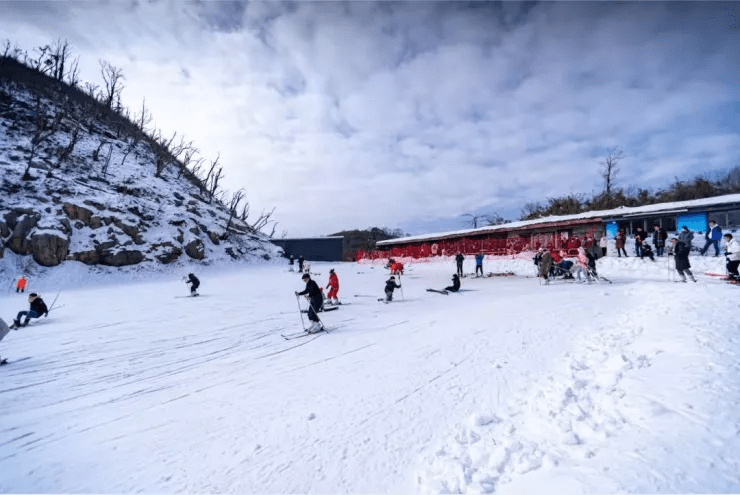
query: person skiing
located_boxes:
[288,255,295,272]
[615,229,628,257]
[599,234,607,257]
[384,275,402,302]
[634,226,648,258]
[723,233,740,281]
[575,247,592,283]
[298,255,305,273]
[701,220,722,257]
[678,226,694,249]
[652,224,668,257]
[669,237,696,282]
[15,276,27,294]
[185,273,200,296]
[325,268,340,305]
[475,252,484,277]
[445,273,461,292]
[455,252,464,278]
[391,260,404,275]
[296,273,324,333]
[537,248,553,284]
[11,293,49,328]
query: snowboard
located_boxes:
[426,288,449,295]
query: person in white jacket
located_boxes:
[599,234,607,257]
[723,234,740,280]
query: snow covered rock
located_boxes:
[30,230,69,266]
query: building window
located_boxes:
[660,216,677,231]
[726,210,740,228]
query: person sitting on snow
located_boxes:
[325,268,340,305]
[639,242,656,262]
[11,293,49,328]
[445,273,461,292]
[384,275,402,302]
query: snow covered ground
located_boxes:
[1,255,739,493]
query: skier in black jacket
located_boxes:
[384,276,402,302]
[185,273,200,295]
[455,253,464,277]
[12,293,49,328]
[445,274,461,292]
[296,273,324,333]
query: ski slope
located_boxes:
[1,257,739,493]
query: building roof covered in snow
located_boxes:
[378,194,740,246]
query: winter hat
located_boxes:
[29,293,37,297]
[389,275,395,279]
[329,269,335,273]
[301,273,310,280]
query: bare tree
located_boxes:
[225,188,247,232]
[65,55,81,87]
[99,60,125,110]
[23,95,59,179]
[250,207,276,233]
[484,213,510,226]
[119,136,138,169]
[462,214,490,229]
[83,81,99,100]
[602,146,624,197]
[101,145,114,177]
[134,97,153,133]
[202,154,222,201]
[48,125,80,177]
[48,38,73,82]
[92,139,108,161]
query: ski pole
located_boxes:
[48,290,61,312]
[398,273,404,301]
[295,293,306,330]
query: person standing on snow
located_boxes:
[634,226,648,258]
[669,238,696,282]
[615,229,628,257]
[15,276,28,294]
[701,220,722,257]
[653,224,668,257]
[445,273,461,292]
[455,252,464,278]
[185,273,200,296]
[11,293,49,328]
[475,252,484,277]
[298,255,305,273]
[599,234,607,257]
[384,275,402,302]
[537,248,553,284]
[678,226,694,249]
[288,255,295,272]
[723,234,740,281]
[325,269,340,305]
[296,273,324,333]
[575,247,592,283]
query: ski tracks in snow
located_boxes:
[417,283,740,493]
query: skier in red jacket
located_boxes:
[325,269,340,305]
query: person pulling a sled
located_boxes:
[185,273,200,296]
[445,273,461,292]
[296,273,324,333]
[11,293,49,328]
[668,237,696,282]
[16,276,28,294]
[384,275,402,302]
[325,268,340,305]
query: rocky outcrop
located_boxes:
[68,250,100,265]
[185,239,205,260]
[30,231,70,266]
[8,213,37,254]
[63,202,94,225]
[151,242,182,264]
[100,250,144,267]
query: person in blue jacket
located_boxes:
[700,220,722,256]
[475,252,484,277]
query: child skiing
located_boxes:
[185,273,200,296]
[296,273,324,333]
[10,293,49,328]
[384,275,402,302]
[16,276,27,293]
[325,268,340,304]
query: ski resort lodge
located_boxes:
[362,194,740,260]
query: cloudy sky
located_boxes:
[2,1,739,236]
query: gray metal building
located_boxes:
[270,236,344,262]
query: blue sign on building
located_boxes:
[605,221,618,239]
[677,213,708,233]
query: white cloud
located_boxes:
[1,1,738,236]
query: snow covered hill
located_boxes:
[0,58,280,285]
[1,256,738,493]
